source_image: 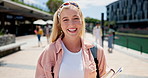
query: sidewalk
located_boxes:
[86,33,148,78]
[0,33,148,78]
[0,35,46,78]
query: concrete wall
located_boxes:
[0,34,15,47]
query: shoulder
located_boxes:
[44,43,56,51]
[40,29,43,31]
[38,42,58,64]
[43,38,62,55]
[41,42,56,57]
[93,26,97,29]
[97,45,104,52]
[96,45,105,57]
[96,43,103,49]
[84,41,94,49]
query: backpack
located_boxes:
[90,44,100,78]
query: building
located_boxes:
[0,0,52,36]
[106,0,148,29]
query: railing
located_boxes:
[126,38,143,54]
[114,35,148,54]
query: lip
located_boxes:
[67,28,77,33]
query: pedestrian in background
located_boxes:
[93,22,102,46]
[44,24,52,44]
[34,26,43,47]
[35,1,106,78]
[107,25,115,53]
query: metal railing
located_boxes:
[113,35,148,54]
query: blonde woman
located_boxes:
[35,1,106,78]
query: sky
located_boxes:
[23,0,118,20]
[63,0,118,20]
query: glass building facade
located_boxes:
[106,0,148,28]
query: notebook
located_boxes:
[103,67,123,78]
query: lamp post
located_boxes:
[101,13,104,47]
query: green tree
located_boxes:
[104,21,110,26]
[104,21,116,26]
[85,17,100,24]
[46,0,64,13]
[85,17,100,32]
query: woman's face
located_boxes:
[60,7,82,39]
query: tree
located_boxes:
[85,17,100,32]
[46,0,64,13]
[104,21,110,26]
[85,17,100,24]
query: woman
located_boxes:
[35,26,43,47]
[35,1,106,78]
[108,25,115,53]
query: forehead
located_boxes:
[60,7,80,18]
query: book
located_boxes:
[103,67,123,78]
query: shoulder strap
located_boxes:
[90,45,100,78]
[90,46,98,58]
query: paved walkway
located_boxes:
[0,33,148,78]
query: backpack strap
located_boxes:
[90,46,100,78]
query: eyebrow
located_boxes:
[62,15,79,20]
[73,15,79,17]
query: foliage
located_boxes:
[109,21,116,25]
[46,0,64,13]
[0,29,4,35]
[85,17,100,24]
[85,17,100,33]
[11,0,50,13]
[104,21,116,26]
[104,21,110,26]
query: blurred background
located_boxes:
[0,0,148,78]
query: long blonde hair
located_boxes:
[50,1,85,42]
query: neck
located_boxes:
[62,37,82,53]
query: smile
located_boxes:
[67,28,77,32]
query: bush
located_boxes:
[0,29,4,35]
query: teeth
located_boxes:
[68,28,76,31]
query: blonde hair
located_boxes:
[50,1,85,42]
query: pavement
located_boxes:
[0,32,148,78]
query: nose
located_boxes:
[68,20,75,27]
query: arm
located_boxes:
[35,52,47,78]
[35,45,56,78]
[34,30,37,34]
[97,46,107,77]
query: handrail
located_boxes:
[114,35,147,54]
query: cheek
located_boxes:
[79,19,83,25]
[60,23,67,31]
[76,21,83,27]
[79,21,83,31]
[61,25,65,30]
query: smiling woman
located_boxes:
[35,1,107,78]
